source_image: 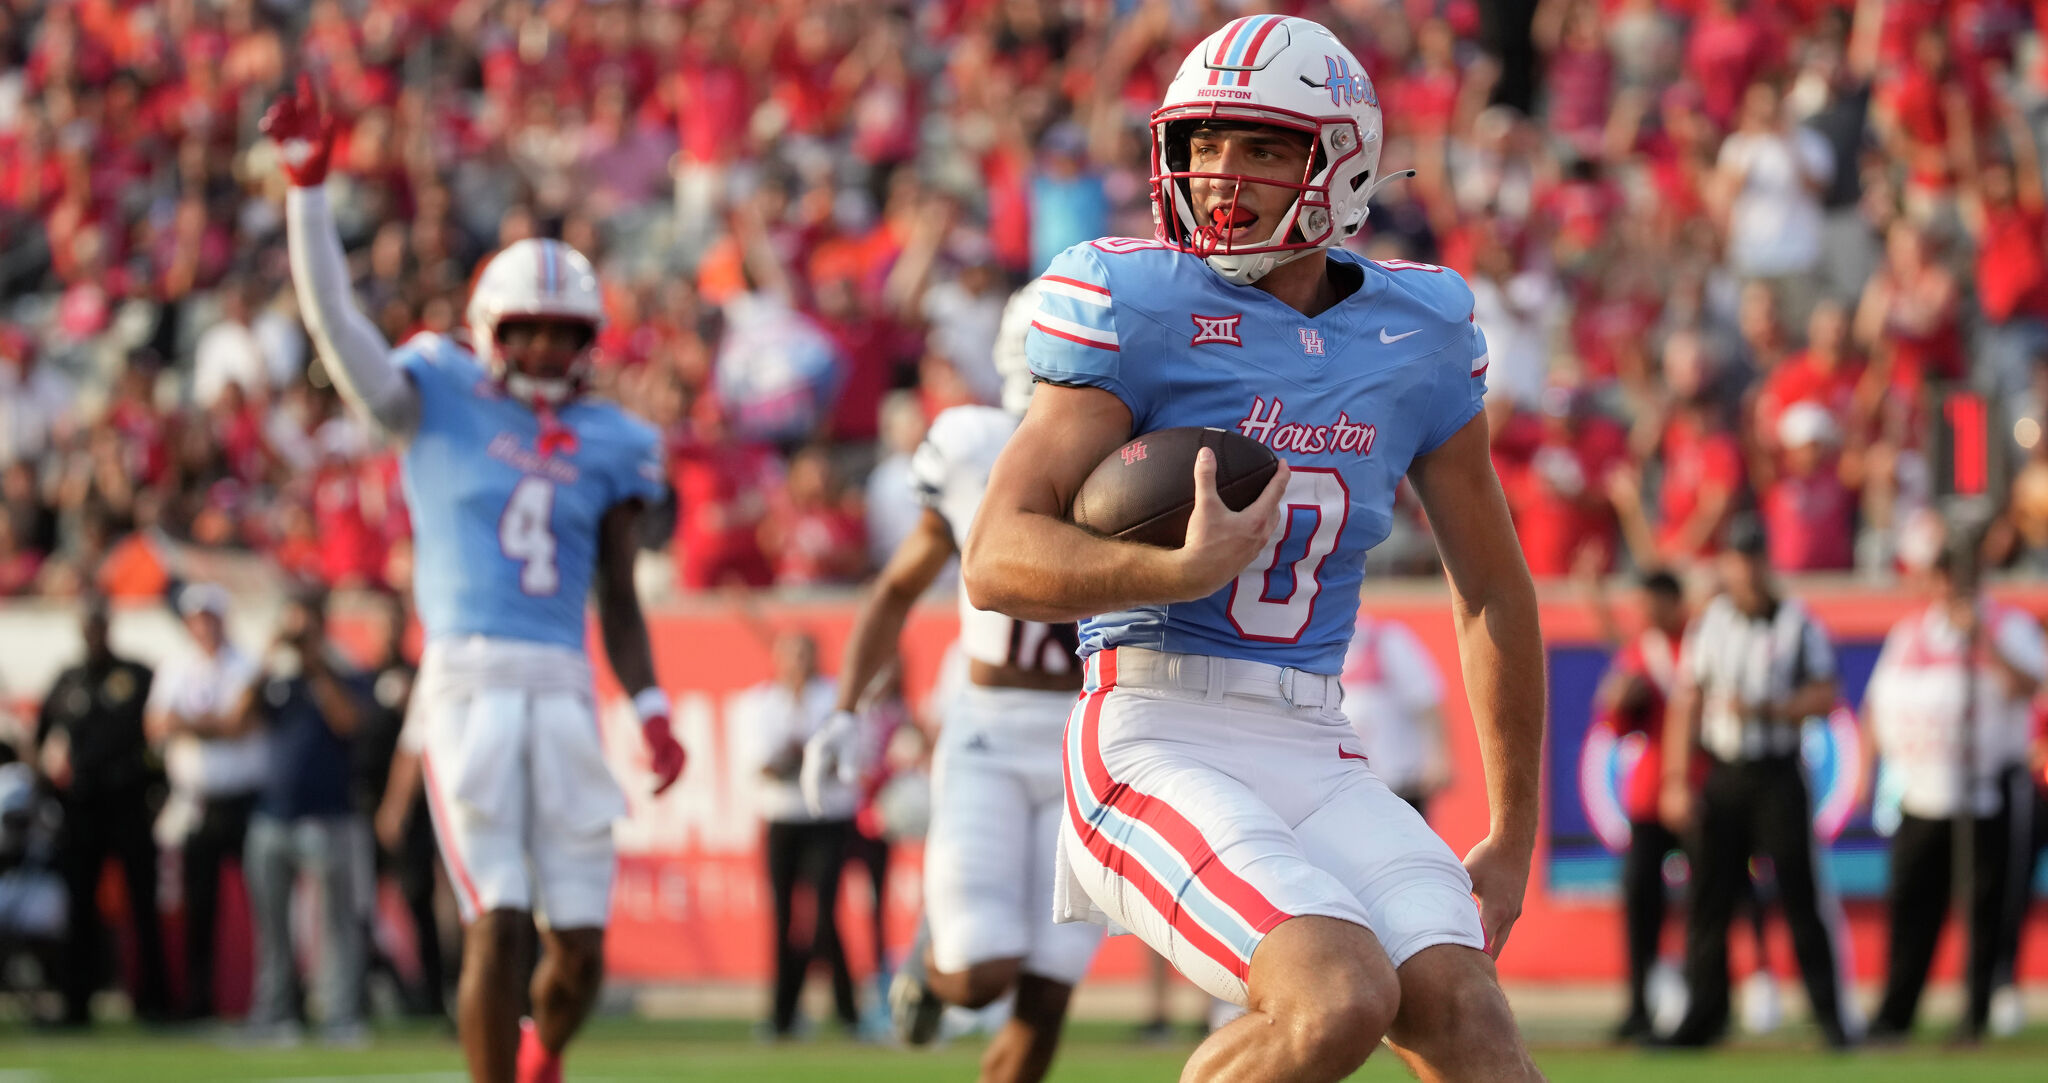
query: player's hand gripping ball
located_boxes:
[1070,427,1278,547]
[260,74,337,188]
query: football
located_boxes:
[1070,427,1279,548]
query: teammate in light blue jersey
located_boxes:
[963,16,1545,1083]
[266,79,684,1083]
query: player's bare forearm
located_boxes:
[961,383,1181,622]
[964,383,1288,622]
[1410,413,1543,850]
[596,501,658,694]
[376,746,421,850]
[1662,685,1701,792]
[1448,575,1544,846]
[836,509,954,713]
[965,504,1195,622]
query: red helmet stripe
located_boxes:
[1233,15,1286,68]
[1211,16,1256,67]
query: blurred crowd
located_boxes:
[4,0,2048,602]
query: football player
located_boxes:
[265,80,686,1083]
[802,283,1103,1081]
[961,16,1545,1082]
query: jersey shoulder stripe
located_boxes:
[1031,258,1120,352]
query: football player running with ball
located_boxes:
[963,17,1545,1083]
[265,80,686,1083]
[802,282,1103,1082]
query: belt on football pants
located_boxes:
[1107,647,1343,710]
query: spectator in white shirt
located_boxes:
[1863,546,2046,1042]
[143,582,263,1019]
[190,283,271,409]
[919,257,1009,406]
[733,630,859,1037]
[1340,614,1451,820]
[0,330,74,467]
[865,391,936,575]
[1713,81,1834,330]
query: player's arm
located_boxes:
[1407,409,1542,954]
[376,745,422,851]
[595,499,686,794]
[836,508,955,713]
[799,507,955,812]
[1661,631,1707,830]
[267,79,421,441]
[963,383,1288,622]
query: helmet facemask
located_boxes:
[489,317,597,406]
[464,238,607,407]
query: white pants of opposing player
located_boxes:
[1054,648,1485,1006]
[408,637,627,929]
[925,684,1105,985]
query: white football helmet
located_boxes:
[465,238,606,405]
[992,279,1042,415]
[1152,15,1403,285]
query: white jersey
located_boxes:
[911,405,1078,675]
[1865,601,2047,819]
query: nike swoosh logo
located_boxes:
[1338,747,1370,763]
[1379,328,1421,344]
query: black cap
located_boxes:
[1723,514,1768,558]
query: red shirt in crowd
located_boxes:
[767,503,867,587]
[1656,413,1744,560]
[1755,351,1865,443]
[671,432,777,591]
[1684,5,1779,129]
[1604,624,1691,823]
[313,461,388,588]
[1499,412,1629,577]
[1763,465,1856,572]
[1977,203,2048,323]
[673,55,754,165]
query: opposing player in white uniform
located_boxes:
[802,284,1103,1082]
[962,17,1544,1082]
[265,82,686,1083]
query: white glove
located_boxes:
[800,710,864,816]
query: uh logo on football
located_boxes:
[1236,395,1376,457]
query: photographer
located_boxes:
[233,588,373,1044]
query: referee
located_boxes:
[1658,518,1856,1048]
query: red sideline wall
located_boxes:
[10,585,2045,990]
[405,585,2046,986]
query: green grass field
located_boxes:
[4,1019,2047,1082]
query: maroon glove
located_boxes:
[259,74,337,187]
[636,689,687,796]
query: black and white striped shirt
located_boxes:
[1681,595,1836,762]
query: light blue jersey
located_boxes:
[394,334,665,650]
[1027,240,1489,675]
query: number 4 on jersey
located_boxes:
[499,476,560,596]
[1227,468,1350,642]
